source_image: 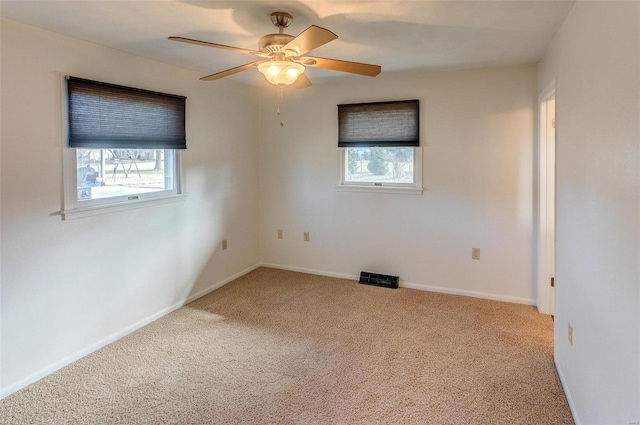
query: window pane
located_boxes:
[345,147,414,184]
[76,148,175,201]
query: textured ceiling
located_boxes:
[0,0,575,86]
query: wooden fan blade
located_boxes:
[283,25,337,56]
[293,73,312,89]
[200,60,266,81]
[169,37,262,56]
[302,56,381,77]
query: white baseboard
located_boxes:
[260,262,535,306]
[259,262,358,281]
[554,357,580,425]
[0,263,261,400]
[400,280,535,305]
[183,263,261,304]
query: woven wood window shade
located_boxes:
[67,77,187,149]
[338,99,419,148]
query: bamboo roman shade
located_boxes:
[338,99,419,148]
[67,77,187,149]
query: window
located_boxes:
[337,100,422,193]
[75,148,176,200]
[344,147,416,184]
[62,77,187,219]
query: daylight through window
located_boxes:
[76,149,175,201]
[344,147,415,185]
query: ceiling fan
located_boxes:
[169,12,381,88]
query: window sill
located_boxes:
[61,193,188,220]
[335,185,423,195]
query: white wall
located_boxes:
[259,65,538,304]
[539,2,640,423]
[0,19,260,396]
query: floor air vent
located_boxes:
[359,271,399,289]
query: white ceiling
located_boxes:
[0,0,575,86]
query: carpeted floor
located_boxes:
[1,267,574,424]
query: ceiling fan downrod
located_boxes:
[270,11,293,33]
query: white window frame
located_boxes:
[60,76,186,220]
[61,149,186,220]
[337,146,423,194]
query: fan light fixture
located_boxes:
[257,61,305,86]
[169,11,381,86]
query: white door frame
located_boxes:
[538,79,556,315]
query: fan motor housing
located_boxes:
[259,33,295,55]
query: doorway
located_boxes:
[538,80,556,315]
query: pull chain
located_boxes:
[277,86,284,126]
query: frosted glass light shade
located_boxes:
[257,61,305,86]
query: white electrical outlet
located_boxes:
[277,229,283,239]
[304,232,310,242]
[472,248,480,260]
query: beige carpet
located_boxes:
[1,267,573,424]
